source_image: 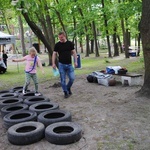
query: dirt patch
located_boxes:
[1,75,150,150]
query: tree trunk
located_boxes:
[2,10,11,35]
[90,40,94,54]
[73,16,78,52]
[76,2,90,56]
[46,15,55,50]
[117,35,123,53]
[42,1,55,65]
[85,34,90,57]
[125,28,130,58]
[101,0,112,57]
[128,31,131,46]
[139,0,150,97]
[137,33,141,56]
[79,38,84,53]
[113,26,119,56]
[92,21,99,57]
[22,12,53,58]
[106,34,111,57]
[18,15,26,56]
[121,18,129,58]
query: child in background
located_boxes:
[12,47,44,96]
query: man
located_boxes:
[2,50,8,68]
[52,31,78,98]
[0,54,6,73]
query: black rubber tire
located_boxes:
[0,98,23,110]
[45,122,82,145]
[86,75,94,83]
[0,90,12,94]
[9,86,23,93]
[93,76,98,83]
[19,92,43,100]
[1,103,28,118]
[7,121,45,145]
[15,89,30,95]
[38,109,72,127]
[3,110,37,129]
[24,96,50,106]
[0,93,18,100]
[29,102,59,115]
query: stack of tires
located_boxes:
[0,86,82,145]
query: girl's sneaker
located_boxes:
[35,92,41,96]
[22,90,26,94]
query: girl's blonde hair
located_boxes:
[29,47,37,55]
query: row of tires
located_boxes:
[0,86,82,145]
[8,121,82,145]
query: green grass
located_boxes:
[75,53,144,75]
[0,63,54,90]
[0,53,144,91]
[97,140,135,150]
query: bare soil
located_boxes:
[1,72,150,150]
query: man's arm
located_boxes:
[52,51,57,69]
[37,58,44,74]
[72,49,78,67]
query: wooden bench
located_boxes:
[100,70,143,86]
[113,73,143,86]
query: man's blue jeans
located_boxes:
[58,62,75,93]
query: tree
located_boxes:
[19,0,54,65]
[0,0,15,34]
[101,0,112,57]
[139,0,150,97]
[7,0,142,60]
[18,15,26,56]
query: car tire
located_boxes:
[19,92,42,100]
[1,103,28,118]
[9,86,23,93]
[7,121,45,145]
[38,109,72,127]
[15,89,30,95]
[0,93,18,100]
[45,122,82,145]
[0,98,23,110]
[24,96,50,106]
[0,90,12,94]
[3,110,37,129]
[29,102,59,115]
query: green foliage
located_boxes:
[0,0,143,59]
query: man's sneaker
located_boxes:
[68,88,72,95]
[64,91,70,98]
[35,92,41,96]
[22,90,26,94]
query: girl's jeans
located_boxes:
[58,62,75,93]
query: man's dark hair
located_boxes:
[58,31,66,36]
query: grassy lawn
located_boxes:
[75,53,144,74]
[0,52,144,91]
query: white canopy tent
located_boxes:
[0,31,16,45]
[0,31,19,72]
